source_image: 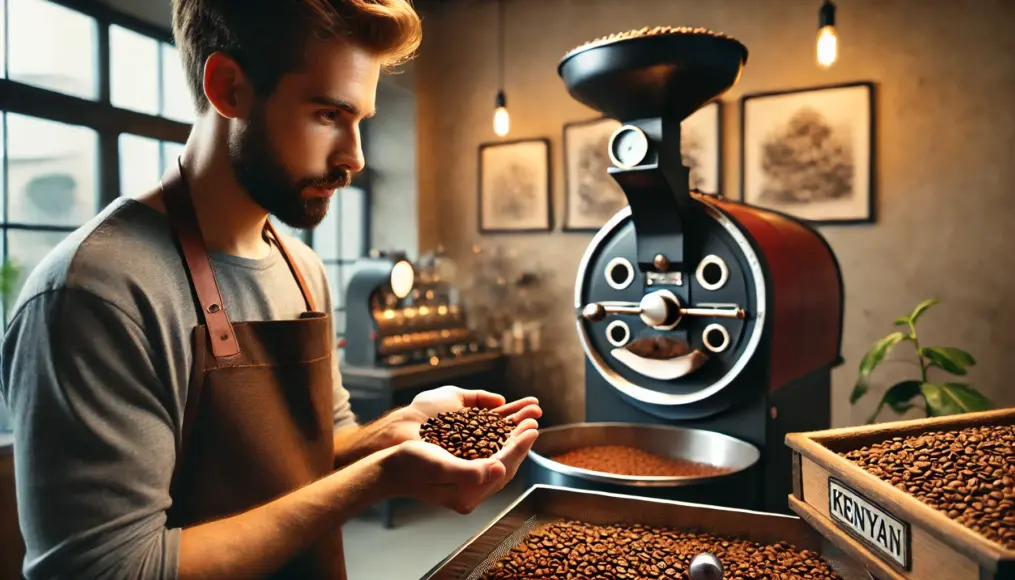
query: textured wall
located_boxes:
[415,0,1015,428]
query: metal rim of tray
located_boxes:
[527,422,761,487]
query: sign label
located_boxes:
[828,477,910,569]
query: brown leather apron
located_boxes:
[160,160,346,579]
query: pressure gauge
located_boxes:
[608,125,650,169]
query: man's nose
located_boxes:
[333,132,366,174]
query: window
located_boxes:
[117,133,186,197]
[311,187,368,337]
[8,0,99,100]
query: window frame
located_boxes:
[0,0,374,330]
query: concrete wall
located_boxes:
[414,0,1015,427]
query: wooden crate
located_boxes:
[785,408,1015,580]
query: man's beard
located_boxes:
[228,104,352,230]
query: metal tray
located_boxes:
[420,484,874,580]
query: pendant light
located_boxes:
[816,0,838,68]
[492,0,509,136]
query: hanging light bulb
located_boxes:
[493,90,509,136]
[816,0,838,68]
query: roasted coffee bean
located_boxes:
[551,445,733,478]
[626,336,691,360]
[419,407,514,460]
[479,519,843,580]
[840,424,1015,550]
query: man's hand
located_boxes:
[381,423,539,514]
[332,386,542,469]
[389,385,543,445]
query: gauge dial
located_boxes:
[608,125,650,169]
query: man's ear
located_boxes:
[202,51,254,119]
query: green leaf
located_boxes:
[883,380,923,414]
[921,346,975,375]
[920,383,993,417]
[851,331,909,404]
[893,316,911,327]
[907,298,940,325]
[865,380,922,424]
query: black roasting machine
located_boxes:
[526,27,845,515]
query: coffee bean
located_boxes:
[841,424,1015,550]
[419,407,514,460]
[550,445,733,478]
[481,520,843,579]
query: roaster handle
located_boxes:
[581,292,744,326]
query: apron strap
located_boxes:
[264,220,318,313]
[161,159,241,358]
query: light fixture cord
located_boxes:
[498,0,505,91]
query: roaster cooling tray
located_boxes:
[419,484,873,580]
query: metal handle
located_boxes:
[681,303,745,319]
[581,295,744,326]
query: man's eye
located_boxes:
[317,110,339,123]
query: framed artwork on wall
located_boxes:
[740,81,875,224]
[478,138,553,233]
[562,102,722,232]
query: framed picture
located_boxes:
[478,138,552,233]
[562,102,722,232]
[740,82,875,224]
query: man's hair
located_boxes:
[171,0,422,114]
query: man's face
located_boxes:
[228,39,377,229]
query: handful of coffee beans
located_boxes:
[419,407,515,460]
[480,519,843,579]
[551,445,733,478]
[841,424,1015,549]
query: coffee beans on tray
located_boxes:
[419,407,515,460]
[840,424,1015,549]
[480,519,843,580]
[551,445,733,478]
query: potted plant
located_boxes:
[850,298,993,424]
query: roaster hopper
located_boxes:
[419,485,873,580]
[538,26,845,514]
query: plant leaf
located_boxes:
[883,380,923,414]
[907,298,940,325]
[920,383,993,417]
[893,316,910,327]
[851,331,909,404]
[921,346,974,375]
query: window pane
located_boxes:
[8,0,98,100]
[161,44,196,124]
[324,263,341,309]
[311,201,340,261]
[339,186,366,260]
[119,134,160,198]
[161,141,186,174]
[7,229,68,308]
[6,114,98,227]
[110,25,159,115]
[1,0,7,79]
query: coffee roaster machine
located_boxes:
[343,251,484,368]
[527,27,845,515]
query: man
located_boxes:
[0,0,542,578]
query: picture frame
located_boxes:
[562,102,722,232]
[740,81,876,225]
[478,138,553,233]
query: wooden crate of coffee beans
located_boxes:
[785,408,1015,580]
[421,484,874,579]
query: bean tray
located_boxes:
[785,407,1015,580]
[419,483,873,580]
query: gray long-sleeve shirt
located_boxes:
[0,197,358,579]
